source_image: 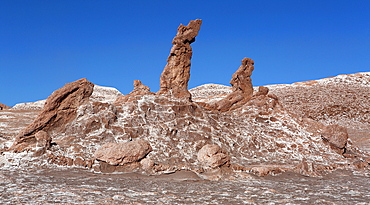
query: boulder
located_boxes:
[140,158,155,171]
[35,130,51,148]
[0,103,11,110]
[114,80,154,105]
[94,139,152,166]
[321,124,348,151]
[10,78,94,152]
[157,19,202,100]
[197,144,230,169]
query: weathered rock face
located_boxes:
[157,19,202,100]
[114,80,154,105]
[321,124,348,151]
[0,103,11,110]
[94,139,152,166]
[198,144,230,169]
[10,78,94,152]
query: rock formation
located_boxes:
[215,57,254,111]
[0,103,10,110]
[198,57,255,112]
[94,139,152,166]
[10,78,94,152]
[255,86,269,97]
[114,80,154,105]
[321,124,348,153]
[34,130,51,156]
[198,144,230,169]
[157,19,202,100]
[1,20,369,180]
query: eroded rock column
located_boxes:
[157,19,202,100]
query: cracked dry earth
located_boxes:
[1,73,370,204]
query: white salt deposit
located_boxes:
[90,85,123,103]
[11,85,123,110]
[12,99,46,110]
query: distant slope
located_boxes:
[190,72,370,152]
[12,85,123,110]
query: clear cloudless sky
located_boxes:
[1,0,369,106]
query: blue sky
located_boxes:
[1,0,369,106]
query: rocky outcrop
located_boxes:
[10,78,94,152]
[215,57,254,111]
[0,103,10,110]
[198,144,230,169]
[2,20,369,180]
[255,86,269,97]
[157,19,202,100]
[321,124,348,153]
[94,139,152,166]
[34,130,51,154]
[114,80,154,105]
[244,86,279,112]
[198,57,255,112]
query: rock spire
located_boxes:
[215,57,254,111]
[157,19,202,100]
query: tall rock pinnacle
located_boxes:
[157,19,202,100]
[230,57,254,96]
